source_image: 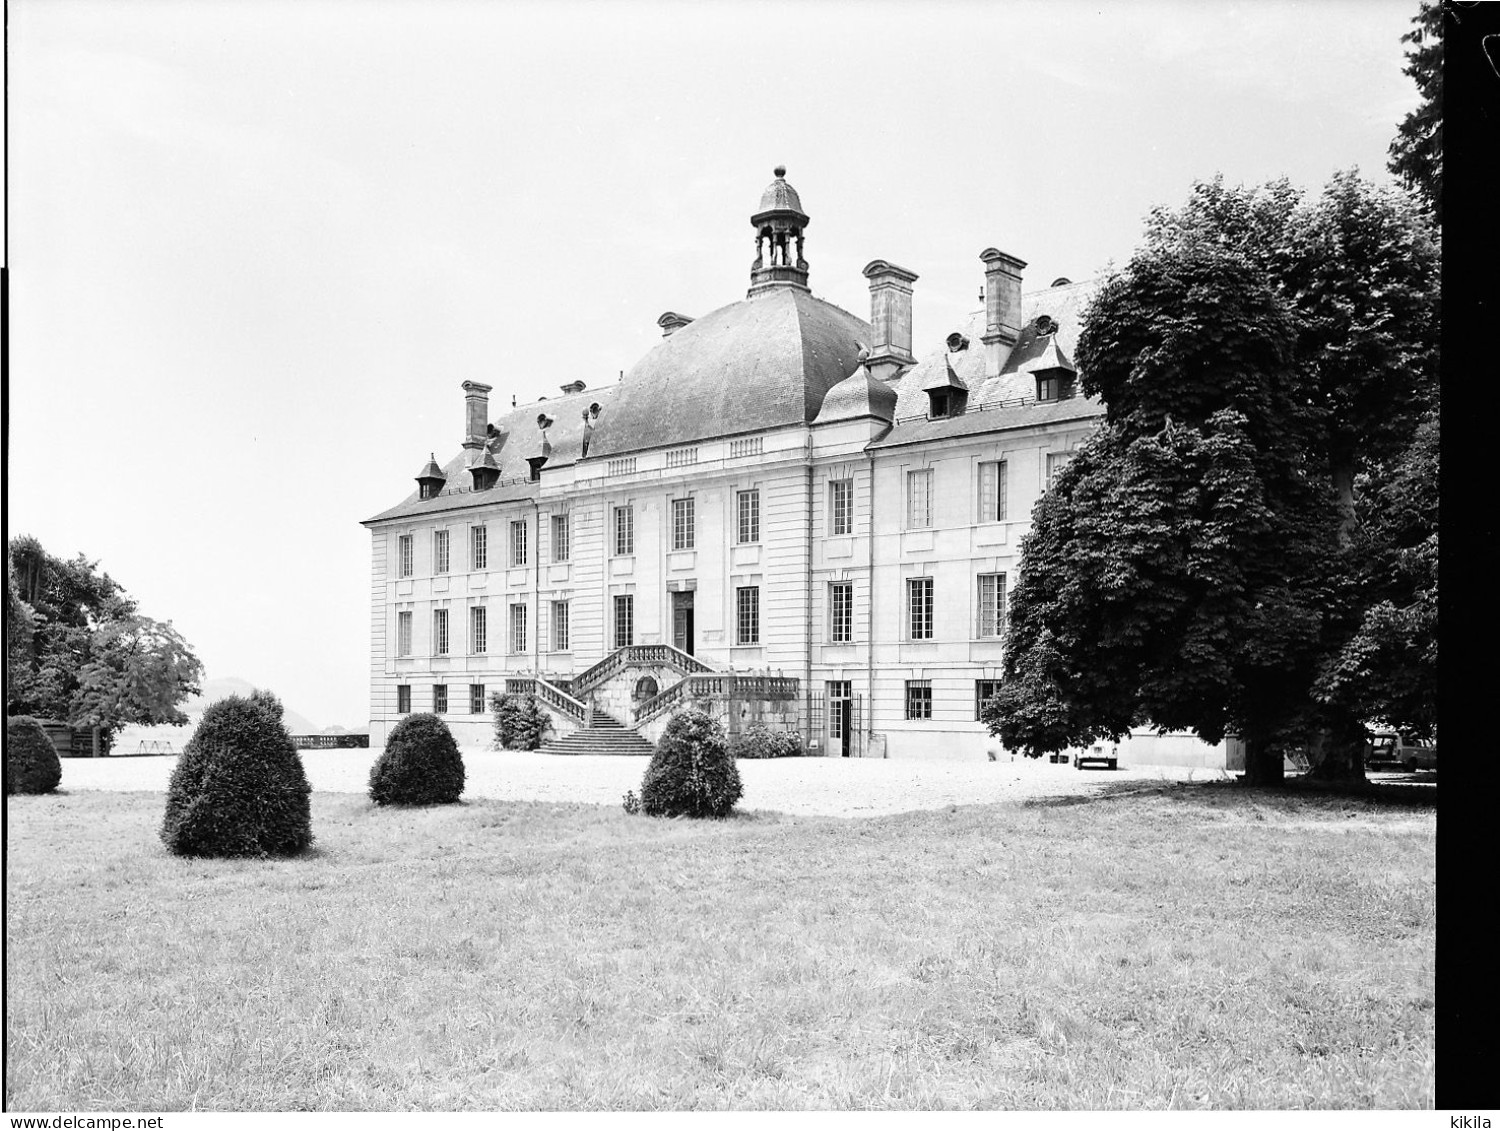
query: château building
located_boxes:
[362,168,1228,766]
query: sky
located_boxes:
[6,0,1422,730]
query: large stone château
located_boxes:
[363,169,1224,765]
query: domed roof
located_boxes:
[815,356,897,425]
[586,287,871,459]
[756,166,806,218]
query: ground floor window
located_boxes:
[552,600,570,652]
[396,685,411,714]
[975,679,1003,720]
[614,595,634,649]
[470,684,485,714]
[510,603,527,653]
[827,680,852,738]
[736,586,760,645]
[432,684,448,714]
[905,679,932,720]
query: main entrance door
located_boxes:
[672,590,695,655]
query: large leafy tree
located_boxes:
[986,173,1439,784]
[1388,1,1442,224]
[7,537,203,753]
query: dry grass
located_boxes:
[4,782,1434,1111]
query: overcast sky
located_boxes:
[6,0,1421,729]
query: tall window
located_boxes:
[397,611,412,657]
[510,603,527,653]
[672,497,696,550]
[829,582,853,643]
[432,684,448,714]
[827,680,852,739]
[470,684,486,714]
[471,525,488,570]
[470,605,488,654]
[614,505,634,556]
[551,514,570,562]
[397,534,414,578]
[978,460,1008,523]
[906,469,933,529]
[975,680,1003,721]
[551,601,570,652]
[908,578,934,640]
[829,478,854,536]
[1046,452,1073,492]
[905,680,933,720]
[433,529,450,574]
[977,573,1007,638]
[614,595,634,648]
[510,520,528,567]
[736,586,760,645]
[736,490,760,544]
[396,685,411,714]
[432,608,450,655]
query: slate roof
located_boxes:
[757,169,806,217]
[585,286,871,459]
[814,361,897,424]
[871,280,1106,450]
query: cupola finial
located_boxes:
[748,166,810,298]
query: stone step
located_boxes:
[542,727,655,756]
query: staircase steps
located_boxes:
[541,712,655,757]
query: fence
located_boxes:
[291,734,371,749]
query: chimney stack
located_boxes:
[462,381,493,451]
[862,260,919,383]
[980,248,1027,377]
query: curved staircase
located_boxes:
[541,711,655,757]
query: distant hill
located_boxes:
[181,677,319,735]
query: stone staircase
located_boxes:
[541,711,656,757]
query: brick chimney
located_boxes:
[980,249,1027,377]
[862,260,919,383]
[462,381,492,451]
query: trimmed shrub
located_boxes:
[641,708,742,818]
[6,716,62,795]
[729,722,804,759]
[491,692,549,750]
[161,691,312,858]
[369,712,465,806]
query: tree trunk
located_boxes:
[1332,458,1357,550]
[1305,713,1368,783]
[91,725,101,758]
[1241,736,1285,786]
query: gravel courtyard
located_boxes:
[55,747,1226,817]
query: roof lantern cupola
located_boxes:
[748,165,811,298]
[415,453,447,500]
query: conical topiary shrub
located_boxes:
[368,713,465,806]
[6,716,62,795]
[161,690,312,858]
[640,707,742,818]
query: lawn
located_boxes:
[4,782,1434,1111]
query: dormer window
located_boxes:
[945,332,970,352]
[1036,373,1072,403]
[1033,315,1057,336]
[928,388,967,419]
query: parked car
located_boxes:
[1075,743,1119,770]
[1366,731,1437,772]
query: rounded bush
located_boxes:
[729,722,804,759]
[6,716,62,795]
[641,708,742,818]
[369,712,465,806]
[161,691,312,858]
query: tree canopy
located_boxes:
[985,172,1439,783]
[1388,1,1442,224]
[7,537,204,751]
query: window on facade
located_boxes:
[736,586,760,645]
[1046,452,1073,493]
[975,679,1003,721]
[551,514,570,562]
[906,469,933,529]
[432,608,450,655]
[978,460,1008,523]
[1037,375,1068,403]
[908,577,934,640]
[736,490,760,544]
[672,497,696,551]
[977,573,1007,638]
[829,582,853,643]
[471,525,488,570]
[614,505,635,556]
[432,684,448,714]
[510,520,528,567]
[470,605,487,654]
[433,529,450,574]
[510,603,527,653]
[827,680,852,739]
[470,684,486,715]
[829,478,854,536]
[397,534,414,578]
[905,680,933,720]
[551,600,570,652]
[614,595,634,649]
[396,685,411,714]
[397,610,412,657]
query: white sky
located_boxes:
[5,0,1420,729]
